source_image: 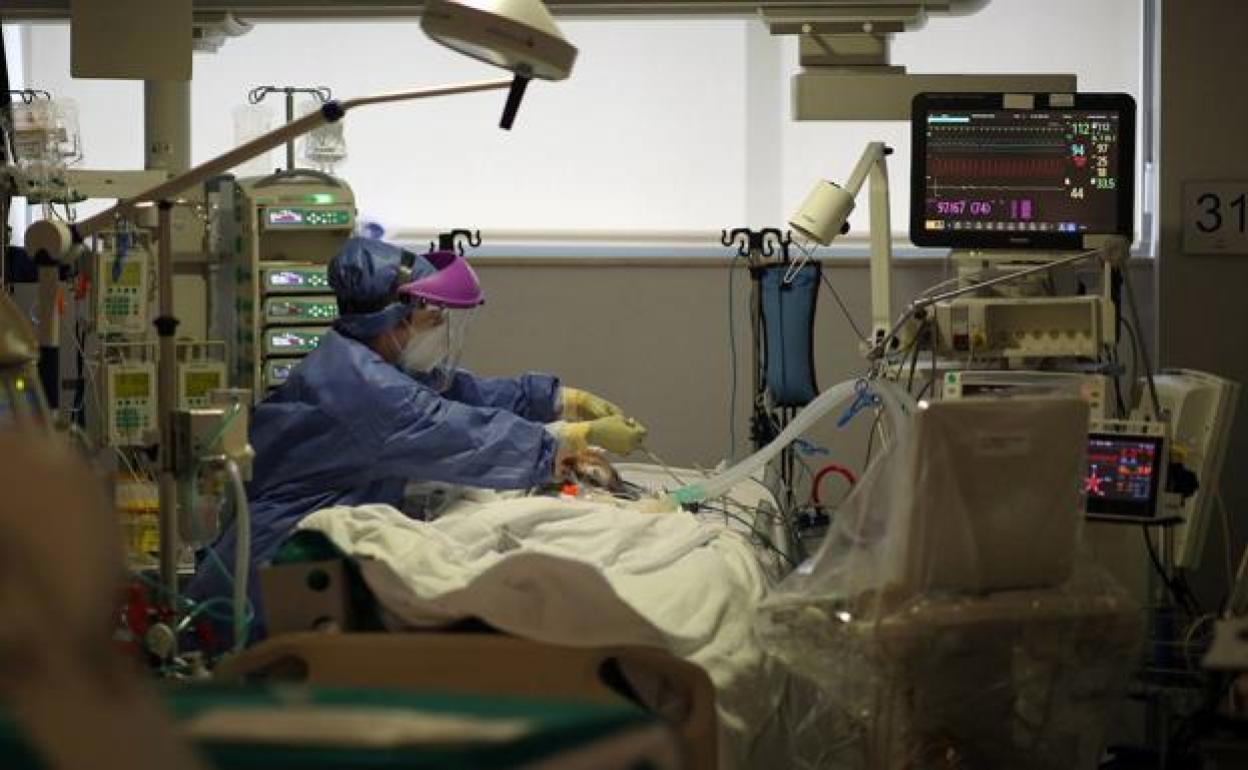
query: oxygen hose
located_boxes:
[668,378,914,506]
[225,459,250,653]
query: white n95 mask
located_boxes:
[398,327,449,376]
[396,307,475,391]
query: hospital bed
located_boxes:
[216,631,716,769]
[246,463,790,770]
[0,435,692,770]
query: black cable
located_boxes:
[699,502,796,568]
[727,253,741,460]
[1122,316,1143,401]
[72,321,86,426]
[1107,344,1128,418]
[863,410,883,470]
[905,321,925,393]
[929,321,938,397]
[818,270,867,343]
[1142,526,1202,616]
[1173,570,1207,616]
[1,27,12,166]
[782,408,797,511]
[1109,268,1135,419]
[719,495,803,568]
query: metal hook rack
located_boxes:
[720,226,814,529]
[720,227,793,265]
[431,229,483,257]
[5,89,53,105]
[245,86,334,172]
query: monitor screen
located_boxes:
[114,371,152,400]
[1085,432,1164,518]
[184,370,223,399]
[911,93,1136,250]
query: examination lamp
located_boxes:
[422,0,576,129]
[788,141,894,349]
[23,0,576,600]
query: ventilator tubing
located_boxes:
[671,378,914,504]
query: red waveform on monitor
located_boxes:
[930,156,1067,179]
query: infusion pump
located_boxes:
[941,371,1112,420]
[211,171,355,399]
[941,367,1240,570]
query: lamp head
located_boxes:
[421,0,577,82]
[788,179,856,246]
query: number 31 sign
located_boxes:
[1184,182,1248,255]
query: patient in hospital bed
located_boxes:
[275,453,791,769]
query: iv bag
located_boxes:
[10,98,82,166]
[298,99,347,173]
[232,103,275,177]
[53,99,83,165]
[9,99,82,198]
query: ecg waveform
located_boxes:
[920,109,1125,237]
[928,156,1067,179]
[927,142,1068,154]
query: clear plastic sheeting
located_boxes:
[673,379,915,505]
[757,397,1145,770]
[299,98,348,173]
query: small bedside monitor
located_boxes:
[1085,431,1165,519]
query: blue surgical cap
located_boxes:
[328,237,435,340]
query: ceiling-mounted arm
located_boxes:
[2,0,989,20]
[759,2,1074,120]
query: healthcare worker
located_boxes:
[187,237,646,638]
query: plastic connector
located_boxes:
[669,485,706,506]
[1086,234,1131,268]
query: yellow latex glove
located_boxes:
[558,415,648,456]
[561,387,622,422]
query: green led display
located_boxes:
[264,207,353,228]
[266,328,328,354]
[265,268,331,291]
[265,298,339,323]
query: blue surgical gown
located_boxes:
[186,329,560,639]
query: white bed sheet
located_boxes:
[298,487,787,769]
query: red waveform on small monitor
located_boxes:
[930,156,1067,179]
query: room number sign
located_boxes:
[1184,181,1248,255]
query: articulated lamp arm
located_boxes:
[787,140,894,350]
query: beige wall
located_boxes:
[1158,0,1248,602]
[462,256,1153,470]
[462,258,939,472]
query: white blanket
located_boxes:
[299,492,785,768]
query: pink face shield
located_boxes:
[397,250,485,309]
[394,251,485,390]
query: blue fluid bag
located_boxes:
[755,262,820,407]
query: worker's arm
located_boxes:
[434,369,562,423]
[372,377,558,489]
